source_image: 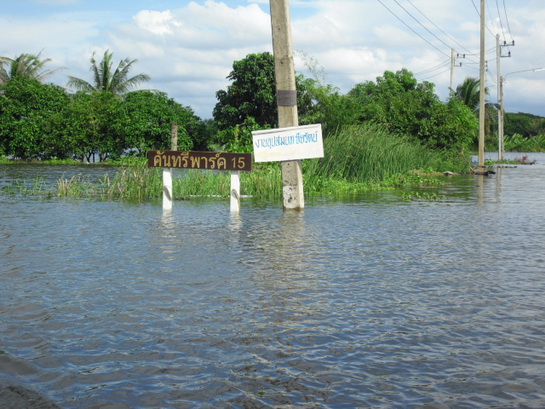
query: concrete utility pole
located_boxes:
[496,35,504,161]
[269,0,304,210]
[499,67,545,161]
[450,49,463,95]
[163,122,178,210]
[478,0,486,170]
[450,48,455,94]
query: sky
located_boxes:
[1,0,544,119]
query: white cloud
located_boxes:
[134,10,177,35]
[1,0,544,118]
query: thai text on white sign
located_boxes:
[252,124,324,162]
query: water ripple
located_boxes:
[2,162,545,408]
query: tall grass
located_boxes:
[305,123,454,184]
[100,166,163,201]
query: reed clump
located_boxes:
[305,123,447,184]
[100,166,163,201]
[57,174,95,197]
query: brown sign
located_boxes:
[147,150,252,172]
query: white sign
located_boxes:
[252,124,324,163]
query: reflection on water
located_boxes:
[1,157,545,408]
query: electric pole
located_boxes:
[450,49,455,94]
[478,0,486,170]
[450,49,463,95]
[497,36,514,161]
[496,34,504,161]
[270,0,304,210]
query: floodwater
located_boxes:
[1,154,545,408]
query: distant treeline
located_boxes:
[504,112,545,138]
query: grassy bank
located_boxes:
[3,124,470,202]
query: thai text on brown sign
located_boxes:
[147,150,252,172]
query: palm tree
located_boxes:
[67,50,150,94]
[454,77,488,112]
[0,51,62,84]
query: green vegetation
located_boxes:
[503,133,545,152]
[504,112,545,138]
[67,50,150,94]
[305,123,459,184]
[0,51,201,161]
[347,70,478,153]
[0,51,63,84]
[3,123,462,203]
[2,49,545,204]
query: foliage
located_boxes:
[0,51,63,85]
[212,52,313,148]
[0,77,69,159]
[48,91,126,161]
[428,97,479,152]
[348,69,478,152]
[504,133,545,152]
[214,117,265,153]
[305,123,466,185]
[454,77,484,111]
[504,112,545,138]
[67,50,150,94]
[298,77,360,136]
[121,91,194,154]
[214,52,277,130]
[0,76,206,161]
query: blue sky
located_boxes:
[2,0,544,119]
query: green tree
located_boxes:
[0,77,68,159]
[213,52,312,135]
[349,69,477,152]
[504,112,545,138]
[121,91,195,153]
[47,91,126,162]
[298,77,360,136]
[0,51,62,85]
[213,52,277,130]
[212,52,318,151]
[454,77,488,112]
[67,50,150,94]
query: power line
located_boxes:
[413,58,451,76]
[419,67,451,81]
[469,0,497,37]
[495,0,506,42]
[502,0,514,42]
[391,0,454,52]
[405,0,473,54]
[376,0,450,58]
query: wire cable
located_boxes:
[391,0,454,52]
[377,0,450,58]
[405,0,473,54]
[495,0,506,42]
[469,0,497,37]
[502,0,514,42]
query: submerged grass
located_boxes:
[1,176,50,196]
